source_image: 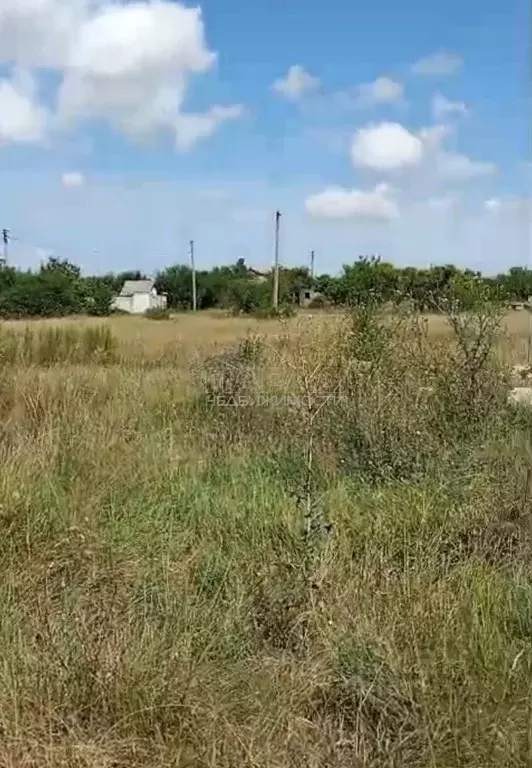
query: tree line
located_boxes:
[0,256,530,318]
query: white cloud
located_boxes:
[272,65,320,100]
[342,119,496,200]
[418,126,495,183]
[357,76,404,106]
[0,0,85,69]
[0,70,48,143]
[351,122,424,171]
[432,92,469,120]
[305,183,399,221]
[0,1,243,150]
[174,105,244,151]
[412,52,463,76]
[419,123,453,149]
[436,152,496,181]
[62,171,85,188]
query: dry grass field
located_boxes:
[4,307,529,359]
[0,307,531,767]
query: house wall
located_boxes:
[150,294,168,310]
[299,289,324,308]
[112,292,168,315]
[131,292,151,314]
[112,295,134,313]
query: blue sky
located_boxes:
[0,0,529,275]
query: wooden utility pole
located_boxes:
[273,211,281,309]
[310,250,315,282]
[190,239,197,311]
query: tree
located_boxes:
[156,265,193,310]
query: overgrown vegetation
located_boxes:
[0,303,529,766]
[144,306,171,320]
[0,254,530,319]
[0,324,118,366]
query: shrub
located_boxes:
[307,295,328,309]
[252,304,296,319]
[227,279,270,315]
[85,282,114,316]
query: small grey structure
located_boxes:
[299,288,325,308]
[112,279,167,315]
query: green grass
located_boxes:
[0,307,531,766]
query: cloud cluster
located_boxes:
[305,183,399,221]
[350,121,495,180]
[356,76,404,107]
[272,65,321,100]
[0,0,243,149]
[291,49,516,238]
[351,122,423,171]
[306,116,499,222]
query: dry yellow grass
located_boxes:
[2,311,334,366]
[0,307,530,767]
[5,307,530,356]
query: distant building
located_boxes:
[299,288,325,308]
[111,279,167,315]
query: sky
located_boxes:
[0,0,529,276]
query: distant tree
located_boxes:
[502,267,532,301]
[156,265,193,310]
[84,277,114,316]
[0,254,526,319]
[227,278,270,314]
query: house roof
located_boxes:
[119,279,155,296]
[247,266,270,277]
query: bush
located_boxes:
[227,279,271,315]
[307,295,328,309]
[85,282,114,316]
[252,304,296,319]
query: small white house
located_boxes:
[112,279,167,315]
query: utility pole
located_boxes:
[310,250,315,282]
[273,210,281,309]
[189,240,197,311]
[1,229,9,267]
